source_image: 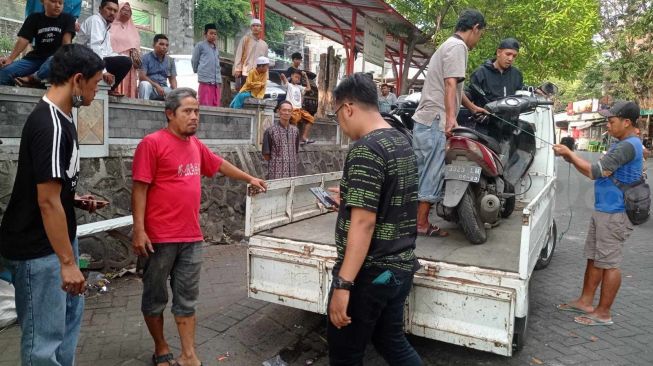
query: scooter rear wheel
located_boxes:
[457,187,487,244]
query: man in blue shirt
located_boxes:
[139,34,177,100]
[553,101,643,326]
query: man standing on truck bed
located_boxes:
[411,9,487,238]
[327,73,423,365]
[553,101,643,326]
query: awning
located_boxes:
[250,0,436,92]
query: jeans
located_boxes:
[413,119,447,203]
[138,81,172,100]
[0,57,47,85]
[1,238,84,366]
[141,242,203,317]
[327,268,422,366]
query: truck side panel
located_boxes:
[407,273,516,356]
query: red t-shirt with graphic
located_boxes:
[133,129,223,243]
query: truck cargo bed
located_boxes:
[257,210,523,273]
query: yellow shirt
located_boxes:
[239,69,268,99]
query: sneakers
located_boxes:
[300,139,316,145]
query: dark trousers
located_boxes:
[327,268,422,366]
[104,55,132,91]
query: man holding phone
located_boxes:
[327,73,422,365]
[0,44,106,366]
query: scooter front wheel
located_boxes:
[457,187,487,244]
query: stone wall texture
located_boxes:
[0,144,347,270]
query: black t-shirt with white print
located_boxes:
[0,97,80,260]
[18,12,76,60]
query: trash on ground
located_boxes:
[217,352,230,362]
[531,357,544,365]
[0,279,17,328]
[262,355,288,366]
[105,266,137,280]
[86,271,110,294]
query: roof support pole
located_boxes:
[346,10,357,75]
[397,39,404,94]
[250,0,266,38]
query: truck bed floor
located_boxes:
[257,210,523,273]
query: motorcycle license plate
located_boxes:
[444,165,481,182]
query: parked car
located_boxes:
[170,55,289,103]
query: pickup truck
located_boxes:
[245,103,558,356]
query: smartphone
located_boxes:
[309,187,338,209]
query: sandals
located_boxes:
[418,224,449,237]
[152,353,174,366]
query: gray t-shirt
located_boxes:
[413,36,468,129]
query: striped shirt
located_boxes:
[0,96,80,260]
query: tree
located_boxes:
[264,10,293,55]
[194,0,249,38]
[595,0,653,106]
[387,0,601,93]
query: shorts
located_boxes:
[290,108,315,124]
[412,118,446,203]
[141,242,203,317]
[584,211,633,269]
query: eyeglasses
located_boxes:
[327,102,353,120]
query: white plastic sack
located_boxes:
[0,280,17,328]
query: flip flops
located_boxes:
[574,314,614,326]
[418,224,449,237]
[152,353,174,366]
[556,303,589,314]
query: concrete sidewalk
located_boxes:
[0,244,325,366]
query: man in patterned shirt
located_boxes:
[327,73,422,365]
[262,100,300,179]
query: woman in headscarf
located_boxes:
[109,2,141,98]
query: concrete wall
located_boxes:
[0,87,347,270]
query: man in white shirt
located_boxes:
[233,18,268,90]
[77,0,132,96]
[280,69,315,144]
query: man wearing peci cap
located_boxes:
[229,56,270,109]
[553,101,643,326]
[468,37,525,107]
[233,18,269,90]
[192,23,223,107]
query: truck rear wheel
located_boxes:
[535,220,557,270]
[457,187,487,244]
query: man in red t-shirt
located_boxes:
[131,87,266,366]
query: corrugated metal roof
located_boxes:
[265,0,435,67]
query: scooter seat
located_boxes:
[451,127,502,155]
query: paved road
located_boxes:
[1,155,652,366]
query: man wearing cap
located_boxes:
[233,18,269,90]
[192,23,223,107]
[229,56,269,109]
[553,101,643,326]
[469,38,524,107]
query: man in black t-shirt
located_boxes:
[0,0,75,85]
[0,44,105,366]
[327,73,423,365]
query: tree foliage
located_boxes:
[595,0,653,104]
[194,0,248,37]
[387,0,601,92]
[264,10,293,55]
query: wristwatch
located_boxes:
[333,275,354,290]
